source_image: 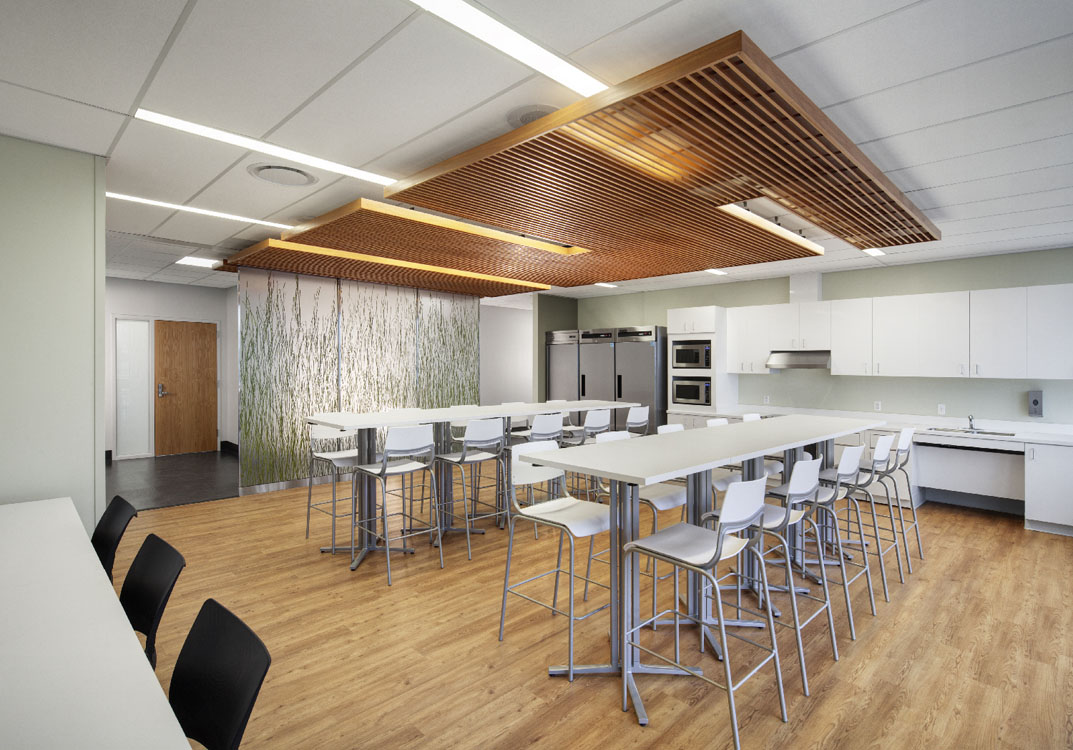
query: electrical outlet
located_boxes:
[763,395,770,404]
[938,403,946,416]
[873,400,882,412]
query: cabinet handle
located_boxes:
[801,338,806,349]
[791,338,796,349]
[876,362,880,374]
[960,364,965,376]
[974,364,980,375]
[864,363,868,374]
[1030,447,1036,460]
[741,361,745,371]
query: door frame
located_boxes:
[111,312,221,460]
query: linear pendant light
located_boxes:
[717,203,824,255]
[134,109,396,186]
[105,192,294,229]
[408,0,607,97]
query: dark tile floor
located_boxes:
[105,451,240,511]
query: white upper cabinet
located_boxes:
[916,291,970,378]
[872,295,918,376]
[970,287,1027,379]
[726,305,771,374]
[1027,283,1073,379]
[667,306,717,334]
[830,298,873,376]
[766,304,797,350]
[798,301,831,350]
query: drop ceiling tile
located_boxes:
[264,180,384,226]
[152,212,255,246]
[106,269,151,279]
[0,82,126,156]
[823,35,1073,144]
[106,119,246,203]
[941,220,1073,244]
[104,197,177,236]
[141,0,414,136]
[271,13,530,169]
[922,186,1073,224]
[906,162,1073,211]
[0,0,188,111]
[939,205,1073,237]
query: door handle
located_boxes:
[581,374,586,397]
[157,383,169,398]
[617,374,622,399]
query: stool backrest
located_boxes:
[741,413,761,422]
[529,412,563,440]
[462,417,504,448]
[871,434,895,469]
[896,426,915,454]
[657,423,684,434]
[706,417,729,427]
[512,440,558,468]
[584,409,611,432]
[384,424,435,463]
[626,405,649,428]
[595,430,630,443]
[120,533,186,667]
[91,495,138,582]
[718,477,767,534]
[787,455,823,499]
[836,444,866,478]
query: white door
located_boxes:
[872,295,917,376]
[830,298,872,376]
[970,287,1027,378]
[916,291,969,377]
[1027,283,1073,379]
[798,301,831,350]
[1025,444,1073,527]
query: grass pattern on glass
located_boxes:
[417,290,479,409]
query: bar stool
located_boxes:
[841,433,903,602]
[306,425,360,553]
[758,455,839,696]
[624,477,787,750]
[625,405,650,435]
[815,444,876,640]
[512,412,564,442]
[435,418,507,560]
[348,424,442,586]
[499,441,611,681]
[741,413,762,422]
[510,433,566,539]
[657,423,683,434]
[875,427,922,571]
[560,409,610,499]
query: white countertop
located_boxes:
[309,400,637,431]
[523,414,883,486]
[0,498,189,749]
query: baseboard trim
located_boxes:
[239,474,338,495]
[220,440,239,456]
[1025,519,1073,537]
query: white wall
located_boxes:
[104,277,238,455]
[479,304,533,405]
[0,134,105,531]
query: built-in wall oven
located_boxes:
[671,340,711,369]
[671,376,711,406]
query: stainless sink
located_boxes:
[926,427,1015,437]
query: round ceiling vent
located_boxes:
[506,104,556,129]
[247,163,317,187]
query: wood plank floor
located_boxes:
[111,479,1073,749]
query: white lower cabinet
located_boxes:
[1025,444,1073,529]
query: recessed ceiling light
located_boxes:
[106,192,294,229]
[408,0,607,97]
[594,282,617,288]
[862,248,886,257]
[134,109,395,186]
[247,163,317,187]
[718,203,824,255]
[175,256,219,268]
[705,268,729,276]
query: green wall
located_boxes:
[533,294,578,401]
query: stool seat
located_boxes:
[761,503,806,528]
[626,522,748,567]
[512,463,564,487]
[312,448,359,462]
[517,497,609,538]
[713,472,743,493]
[436,449,496,465]
[767,482,837,505]
[638,483,686,511]
[350,458,429,476]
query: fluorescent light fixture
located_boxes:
[705,268,728,276]
[175,256,219,268]
[409,0,607,97]
[594,282,618,288]
[134,109,396,186]
[862,248,886,257]
[718,203,825,255]
[106,192,294,229]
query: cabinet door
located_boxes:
[916,291,969,377]
[872,295,918,376]
[1025,444,1073,527]
[667,308,691,334]
[766,304,798,350]
[745,306,773,374]
[798,301,831,350]
[689,306,717,334]
[830,298,873,376]
[726,307,748,374]
[970,287,1027,378]
[1027,283,1073,379]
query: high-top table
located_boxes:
[308,400,637,570]
[521,414,883,724]
[0,497,189,749]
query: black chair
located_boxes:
[119,534,186,668]
[170,599,272,750]
[90,495,138,581]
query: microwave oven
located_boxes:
[672,377,711,406]
[671,340,711,369]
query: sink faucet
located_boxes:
[968,414,975,431]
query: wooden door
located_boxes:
[154,320,217,455]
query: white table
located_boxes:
[0,498,189,749]
[521,414,883,724]
[308,400,638,570]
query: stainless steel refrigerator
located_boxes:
[545,330,579,403]
[613,326,666,431]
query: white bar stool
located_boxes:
[435,418,507,560]
[873,427,922,571]
[306,425,360,553]
[841,434,903,602]
[625,405,650,435]
[657,423,683,434]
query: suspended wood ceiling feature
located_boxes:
[386,30,940,282]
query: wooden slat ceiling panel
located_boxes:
[386,30,939,273]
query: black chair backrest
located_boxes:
[119,534,186,668]
[170,599,272,750]
[90,495,138,581]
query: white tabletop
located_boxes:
[0,498,190,750]
[308,400,637,431]
[523,414,885,486]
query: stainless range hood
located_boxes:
[765,350,831,370]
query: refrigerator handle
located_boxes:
[581,374,586,397]
[617,374,622,399]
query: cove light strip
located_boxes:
[718,203,825,255]
[106,192,294,229]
